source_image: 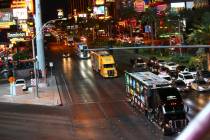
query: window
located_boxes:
[184,75,193,79]
[103,64,114,68]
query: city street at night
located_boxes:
[1,0,210,140]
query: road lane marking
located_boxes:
[61,74,73,103]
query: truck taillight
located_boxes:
[171,102,177,106]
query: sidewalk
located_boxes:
[0,76,62,106]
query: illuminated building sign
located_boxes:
[95,0,105,5]
[93,6,105,15]
[11,0,27,8]
[171,2,185,8]
[0,10,12,22]
[0,22,15,29]
[134,0,145,12]
[7,32,26,38]
[13,8,28,20]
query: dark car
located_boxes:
[147,57,157,69]
[176,65,186,74]
[130,57,146,68]
[201,70,210,82]
[172,80,189,92]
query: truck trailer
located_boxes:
[90,51,117,78]
[125,71,188,135]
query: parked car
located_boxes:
[183,67,197,79]
[130,57,146,68]
[158,72,173,83]
[172,80,189,92]
[164,62,179,71]
[177,72,195,86]
[147,56,157,68]
[15,79,27,91]
[191,79,210,92]
[201,70,210,82]
[176,65,186,74]
[155,59,166,67]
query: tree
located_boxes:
[120,7,137,20]
[186,11,210,45]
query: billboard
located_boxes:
[13,8,28,20]
[95,0,105,5]
[93,6,105,15]
[134,0,145,13]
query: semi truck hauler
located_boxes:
[90,51,117,78]
[125,71,188,135]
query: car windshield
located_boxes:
[158,60,164,63]
[184,75,193,79]
[104,64,114,68]
[137,59,144,63]
[175,81,186,86]
[164,77,171,81]
[168,62,176,66]
[16,81,25,84]
[164,104,184,113]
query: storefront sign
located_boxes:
[13,8,28,20]
[7,32,26,38]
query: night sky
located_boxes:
[41,0,68,22]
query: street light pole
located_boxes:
[32,39,39,98]
[32,18,67,98]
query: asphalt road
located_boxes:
[49,42,174,140]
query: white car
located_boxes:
[15,79,27,91]
[156,59,166,67]
[191,79,210,92]
[164,62,179,71]
[177,72,195,86]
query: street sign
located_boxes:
[145,25,151,33]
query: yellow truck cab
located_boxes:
[90,51,118,78]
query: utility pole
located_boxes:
[34,0,46,78]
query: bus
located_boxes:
[125,71,187,135]
[75,43,90,59]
